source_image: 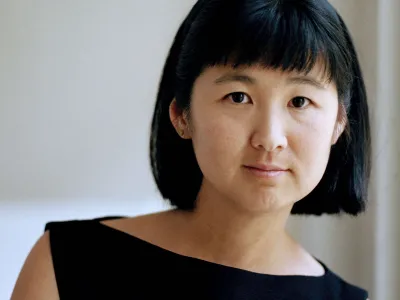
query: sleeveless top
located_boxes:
[45,216,369,300]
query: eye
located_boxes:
[289,96,311,109]
[224,92,251,104]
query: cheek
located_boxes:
[293,108,336,152]
[295,131,332,167]
[290,115,335,191]
[191,116,245,177]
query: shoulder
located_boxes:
[320,261,369,300]
[100,211,175,242]
[11,215,125,300]
[42,212,173,249]
[11,213,175,300]
[44,215,125,232]
[11,231,58,300]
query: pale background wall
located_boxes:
[0,1,191,298]
[1,1,399,299]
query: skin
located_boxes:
[182,64,343,215]
[164,63,346,275]
[11,63,346,299]
[11,232,59,299]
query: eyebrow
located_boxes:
[214,72,327,90]
[214,73,257,85]
[286,76,327,90]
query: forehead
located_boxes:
[197,61,334,88]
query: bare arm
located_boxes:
[11,231,59,300]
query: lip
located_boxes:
[243,164,288,179]
[245,163,288,172]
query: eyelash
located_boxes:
[224,92,312,109]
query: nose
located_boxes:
[250,109,288,152]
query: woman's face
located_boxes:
[174,63,344,214]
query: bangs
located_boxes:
[176,0,353,100]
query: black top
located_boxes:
[45,217,368,300]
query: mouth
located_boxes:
[243,165,288,179]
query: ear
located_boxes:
[331,118,346,145]
[169,99,191,139]
[331,103,348,145]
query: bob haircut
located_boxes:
[150,0,371,216]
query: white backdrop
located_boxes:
[1,1,399,299]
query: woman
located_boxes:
[12,0,371,299]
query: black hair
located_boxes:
[150,0,371,215]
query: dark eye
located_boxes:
[290,97,310,109]
[225,92,250,104]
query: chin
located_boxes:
[233,193,290,215]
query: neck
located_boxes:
[176,180,296,274]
